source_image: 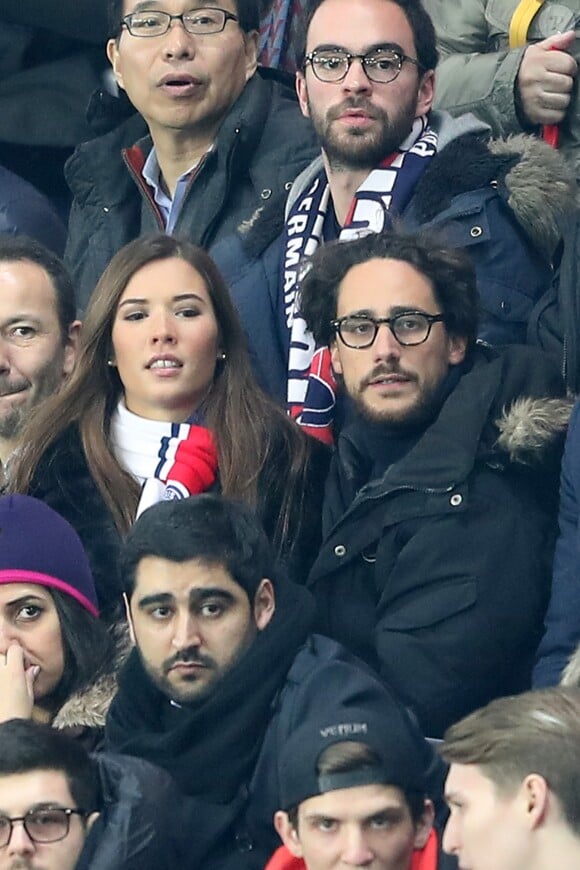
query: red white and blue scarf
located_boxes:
[284,116,438,444]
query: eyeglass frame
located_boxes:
[331,311,446,349]
[303,45,423,84]
[120,7,239,37]
[0,808,87,847]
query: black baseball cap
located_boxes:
[278,698,428,811]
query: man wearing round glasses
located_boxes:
[299,229,568,739]
[63,0,319,322]
[277,0,574,443]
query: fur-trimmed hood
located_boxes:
[495,396,573,466]
[285,110,577,262]
[52,621,132,733]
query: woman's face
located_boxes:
[0,583,65,701]
[111,257,221,422]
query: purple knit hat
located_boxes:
[0,495,99,617]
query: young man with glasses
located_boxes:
[299,229,569,739]
[0,718,196,870]
[276,0,575,441]
[63,0,319,328]
[0,720,99,870]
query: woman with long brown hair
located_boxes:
[10,234,328,620]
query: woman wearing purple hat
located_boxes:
[0,494,118,749]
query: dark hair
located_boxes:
[299,229,479,353]
[48,590,115,712]
[123,494,276,601]
[107,0,260,36]
[0,719,100,812]
[11,235,312,555]
[287,740,426,830]
[295,0,438,72]
[0,235,76,339]
[441,688,580,838]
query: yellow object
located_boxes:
[509,0,545,47]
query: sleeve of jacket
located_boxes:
[424,0,527,137]
[533,400,580,687]
[373,471,552,737]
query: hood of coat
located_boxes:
[495,395,573,467]
[52,621,132,731]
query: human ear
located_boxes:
[274,811,304,858]
[253,579,275,630]
[107,39,125,91]
[413,799,435,849]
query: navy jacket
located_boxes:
[534,399,580,687]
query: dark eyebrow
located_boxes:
[311,41,406,55]
[137,592,175,610]
[117,293,206,309]
[137,588,236,610]
[4,594,48,608]
[189,588,236,607]
[128,0,222,12]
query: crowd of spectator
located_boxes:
[1,0,580,869]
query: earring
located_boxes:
[107,360,116,367]
[218,351,226,361]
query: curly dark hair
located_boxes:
[298,229,479,352]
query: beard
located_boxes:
[0,363,64,441]
[138,645,219,705]
[308,93,418,171]
[350,363,446,431]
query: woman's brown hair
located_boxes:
[11,235,312,547]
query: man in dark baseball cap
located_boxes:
[270,693,455,870]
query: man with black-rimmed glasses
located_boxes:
[300,229,569,740]
[278,0,574,443]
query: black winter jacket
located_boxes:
[64,70,319,312]
[76,753,189,870]
[308,345,569,737]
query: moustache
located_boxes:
[329,97,379,122]
[361,364,417,389]
[163,648,215,674]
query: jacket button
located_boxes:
[103,207,110,213]
[334,544,347,557]
[450,494,463,506]
[470,226,483,238]
[284,181,292,190]
[260,188,272,199]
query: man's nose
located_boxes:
[171,612,201,649]
[162,17,197,59]
[7,820,35,855]
[341,57,373,93]
[442,814,460,855]
[341,826,374,865]
[372,322,401,361]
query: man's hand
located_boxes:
[0,644,39,722]
[517,30,578,125]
